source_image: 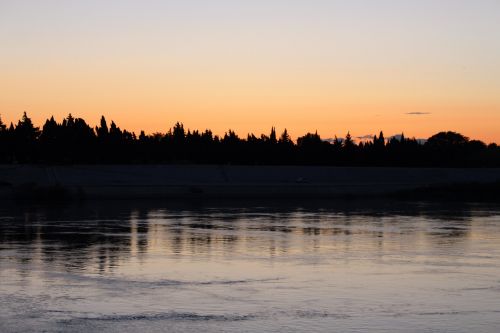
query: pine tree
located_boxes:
[40,116,59,142]
[96,116,109,138]
[279,128,292,145]
[333,135,342,149]
[173,122,185,143]
[16,112,40,142]
[378,131,385,146]
[344,132,354,147]
[0,115,6,131]
[269,127,277,144]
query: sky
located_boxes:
[1,0,499,142]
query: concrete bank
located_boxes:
[0,165,499,199]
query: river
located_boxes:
[1,200,499,332]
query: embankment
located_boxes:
[0,165,499,200]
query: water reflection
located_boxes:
[1,200,497,274]
[2,200,500,333]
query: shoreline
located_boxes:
[1,164,500,200]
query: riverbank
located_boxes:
[1,165,500,200]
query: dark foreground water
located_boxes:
[1,200,500,333]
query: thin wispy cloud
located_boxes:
[356,134,375,140]
[323,138,343,144]
[389,134,427,144]
[405,112,431,115]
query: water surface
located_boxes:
[1,200,500,332]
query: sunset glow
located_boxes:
[1,0,499,142]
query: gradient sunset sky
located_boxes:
[1,0,499,142]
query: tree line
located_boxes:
[0,112,498,167]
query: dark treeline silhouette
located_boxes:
[0,112,499,167]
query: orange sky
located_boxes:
[1,1,499,143]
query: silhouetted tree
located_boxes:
[0,115,7,163]
[12,112,40,162]
[0,115,6,132]
[173,122,185,143]
[426,131,470,166]
[96,116,109,139]
[375,131,385,147]
[16,112,40,142]
[279,129,292,145]
[269,127,277,144]
[343,132,354,148]
[0,113,498,167]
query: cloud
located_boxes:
[324,135,374,143]
[323,137,343,144]
[405,112,431,115]
[389,134,428,144]
[356,134,375,140]
[389,134,403,141]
